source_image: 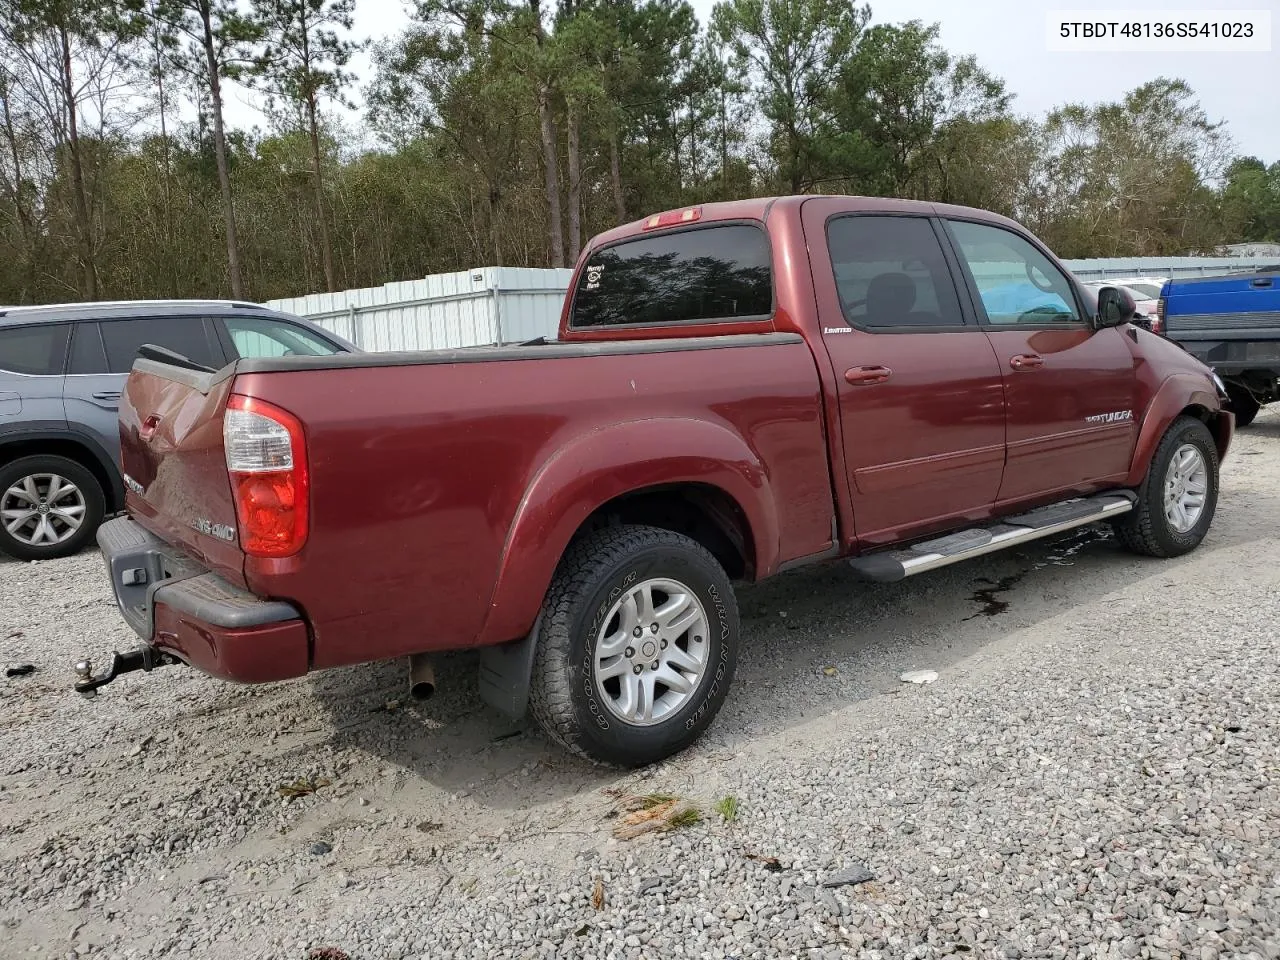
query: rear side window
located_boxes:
[826,216,965,329]
[0,323,69,375]
[570,223,772,328]
[99,317,222,373]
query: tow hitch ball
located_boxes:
[74,647,176,697]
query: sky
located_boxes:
[222,0,1280,163]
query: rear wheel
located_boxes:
[1113,416,1219,558]
[0,455,105,561]
[529,525,740,767]
[1226,384,1260,428]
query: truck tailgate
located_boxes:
[119,361,246,586]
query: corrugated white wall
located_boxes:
[268,257,1278,352]
[1062,256,1277,281]
[265,267,574,352]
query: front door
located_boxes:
[941,218,1139,502]
[801,201,1007,547]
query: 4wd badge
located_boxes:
[191,517,236,542]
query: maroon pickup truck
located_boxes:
[81,196,1233,766]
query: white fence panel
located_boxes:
[266,267,573,352]
[1062,256,1277,281]
[268,257,1277,353]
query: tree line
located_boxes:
[2,0,1278,307]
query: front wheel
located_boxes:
[529,525,740,767]
[1113,416,1219,558]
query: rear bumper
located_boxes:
[97,516,310,683]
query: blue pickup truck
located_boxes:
[1158,266,1280,426]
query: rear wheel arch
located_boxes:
[476,419,778,649]
[0,432,121,512]
[574,483,756,581]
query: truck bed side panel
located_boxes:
[232,336,833,668]
[1164,274,1280,336]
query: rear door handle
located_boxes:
[1251,278,1273,288]
[1009,354,1044,370]
[92,391,121,401]
[844,365,892,385]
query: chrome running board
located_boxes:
[848,492,1136,583]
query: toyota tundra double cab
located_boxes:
[82,196,1233,767]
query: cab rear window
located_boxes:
[570,223,772,328]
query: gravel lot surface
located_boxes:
[2,411,1279,960]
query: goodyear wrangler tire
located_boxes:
[528,524,740,767]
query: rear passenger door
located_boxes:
[64,316,227,471]
[801,200,1007,547]
[0,322,70,435]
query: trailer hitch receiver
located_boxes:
[74,647,177,697]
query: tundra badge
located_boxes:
[1085,409,1133,424]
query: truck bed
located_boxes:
[119,332,837,670]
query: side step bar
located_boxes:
[848,492,1136,583]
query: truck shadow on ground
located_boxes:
[310,480,1280,814]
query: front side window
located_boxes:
[0,323,69,376]
[570,223,772,328]
[222,316,342,359]
[946,220,1082,325]
[826,216,965,329]
[99,316,221,373]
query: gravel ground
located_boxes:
[2,410,1279,960]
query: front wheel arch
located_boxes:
[1125,376,1225,486]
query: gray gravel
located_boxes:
[2,409,1279,960]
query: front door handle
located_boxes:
[844,365,892,385]
[1009,354,1044,371]
[1252,278,1273,288]
[92,391,121,401]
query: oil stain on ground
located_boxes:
[964,574,1022,620]
[963,525,1117,620]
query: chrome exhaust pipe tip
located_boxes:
[408,653,436,701]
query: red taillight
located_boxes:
[1155,297,1166,335]
[224,394,309,557]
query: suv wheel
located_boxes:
[1113,416,1219,558]
[529,525,740,767]
[0,455,105,561]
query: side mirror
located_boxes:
[1095,286,1137,328]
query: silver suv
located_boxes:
[0,300,354,560]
